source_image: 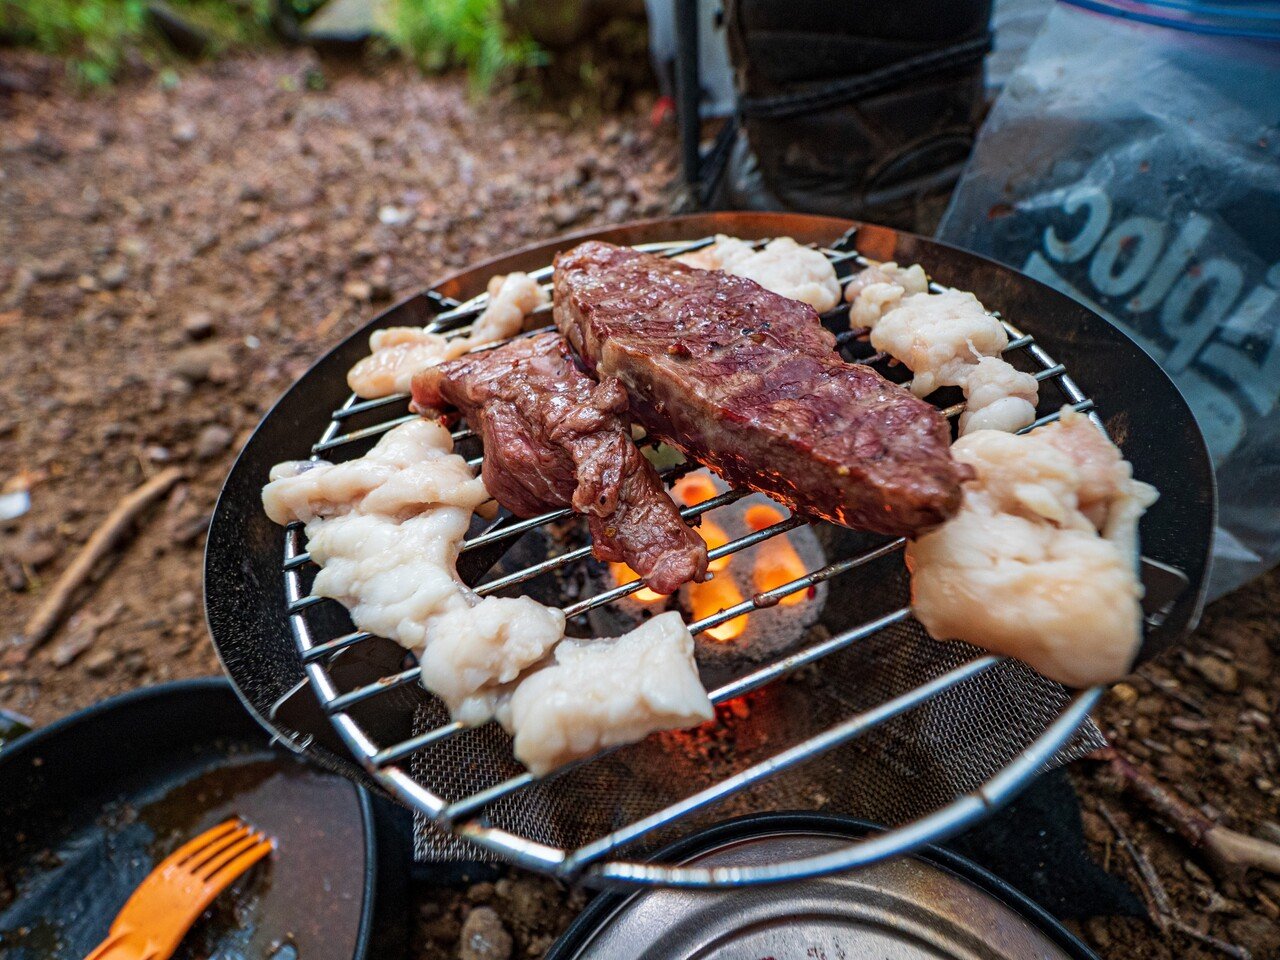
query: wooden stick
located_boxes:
[1098,803,1168,931]
[1093,746,1280,879]
[19,467,183,652]
[1100,802,1252,960]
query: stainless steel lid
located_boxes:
[550,817,1095,960]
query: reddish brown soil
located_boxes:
[0,50,1275,960]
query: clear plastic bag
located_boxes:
[938,3,1280,599]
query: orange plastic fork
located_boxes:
[85,818,274,960]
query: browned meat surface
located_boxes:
[553,241,969,536]
[412,332,708,594]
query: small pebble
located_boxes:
[0,490,30,522]
[169,589,198,616]
[83,647,115,675]
[459,906,512,960]
[98,261,128,290]
[1190,655,1239,694]
[378,205,410,226]
[182,311,215,340]
[604,197,632,221]
[551,202,581,228]
[169,342,233,383]
[343,280,372,301]
[194,424,233,459]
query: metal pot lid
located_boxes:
[550,816,1096,960]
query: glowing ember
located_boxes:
[609,562,665,603]
[673,473,730,572]
[690,573,749,641]
[672,472,717,506]
[744,505,808,606]
[606,472,818,646]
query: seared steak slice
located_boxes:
[412,332,708,595]
[553,241,968,536]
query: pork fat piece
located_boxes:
[906,408,1157,687]
[503,611,713,775]
[346,272,547,398]
[676,235,841,312]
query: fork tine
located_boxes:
[194,832,261,880]
[167,819,243,867]
[184,826,253,875]
[204,837,273,887]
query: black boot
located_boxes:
[716,0,993,232]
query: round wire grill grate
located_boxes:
[279,235,1110,887]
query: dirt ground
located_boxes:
[1,51,1276,960]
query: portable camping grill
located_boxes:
[207,213,1214,889]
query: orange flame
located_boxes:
[611,474,801,640]
[690,574,749,641]
[744,505,807,606]
[672,473,717,506]
[673,473,730,572]
[609,562,665,603]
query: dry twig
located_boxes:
[18,467,183,653]
[1099,803,1252,960]
[1099,803,1170,928]
[1094,746,1280,879]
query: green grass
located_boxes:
[0,0,542,90]
[0,0,276,86]
[1,0,148,86]
[379,0,544,92]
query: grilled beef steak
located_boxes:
[412,331,708,594]
[553,241,969,536]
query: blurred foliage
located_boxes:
[378,0,544,91]
[0,0,275,85]
[0,0,549,91]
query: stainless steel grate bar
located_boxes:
[325,667,421,714]
[333,393,411,419]
[312,413,419,454]
[373,721,469,767]
[301,630,376,663]
[684,537,906,636]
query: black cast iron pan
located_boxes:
[0,678,411,960]
[205,212,1215,783]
